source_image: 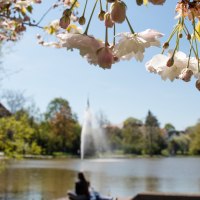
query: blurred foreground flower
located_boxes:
[2,0,200,90]
[57,32,104,66]
[114,29,163,62]
[146,50,200,83]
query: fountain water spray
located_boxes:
[81,99,109,159]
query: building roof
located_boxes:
[0,103,11,118]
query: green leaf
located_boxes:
[27,6,33,13]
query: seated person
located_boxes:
[68,172,90,200]
[76,172,90,198]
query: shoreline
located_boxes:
[1,154,200,161]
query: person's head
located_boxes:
[78,172,86,181]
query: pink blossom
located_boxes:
[97,47,114,69]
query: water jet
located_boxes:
[80,99,109,159]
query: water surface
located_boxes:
[0,157,200,200]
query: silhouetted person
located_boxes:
[68,172,90,200]
[76,172,90,198]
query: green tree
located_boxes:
[122,117,144,154]
[144,111,165,156]
[188,123,200,155]
[168,134,190,155]
[45,97,74,121]
[164,123,175,132]
[105,125,122,151]
[0,114,41,157]
[145,111,159,127]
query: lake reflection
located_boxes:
[0,157,200,200]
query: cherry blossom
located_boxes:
[57,32,104,66]
[145,50,200,83]
[145,51,188,81]
[2,0,200,90]
[114,29,163,62]
[97,47,115,69]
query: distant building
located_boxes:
[0,103,11,118]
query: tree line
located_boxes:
[0,91,200,158]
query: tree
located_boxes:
[164,123,175,132]
[168,134,190,155]
[45,97,81,154]
[0,113,41,157]
[144,111,165,156]
[105,125,123,152]
[188,123,200,155]
[145,111,159,128]
[122,117,144,154]
[123,117,143,128]
[0,90,27,113]
[45,97,74,121]
[96,110,110,128]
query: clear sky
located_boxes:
[1,1,200,130]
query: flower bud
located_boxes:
[97,47,114,69]
[79,16,86,25]
[196,80,200,91]
[136,0,143,6]
[63,9,72,17]
[179,68,193,82]
[187,34,191,40]
[59,16,70,29]
[179,33,183,38]
[53,3,58,8]
[166,57,174,67]
[104,12,114,28]
[23,15,30,22]
[110,1,126,24]
[148,0,166,5]
[34,0,42,3]
[162,42,169,49]
[98,10,106,21]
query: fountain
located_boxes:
[80,99,109,160]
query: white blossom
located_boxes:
[138,29,164,47]
[57,33,104,65]
[114,29,163,62]
[15,0,40,8]
[145,51,189,81]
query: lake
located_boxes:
[0,157,200,200]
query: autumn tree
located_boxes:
[45,97,81,155]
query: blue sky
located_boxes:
[1,1,200,130]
